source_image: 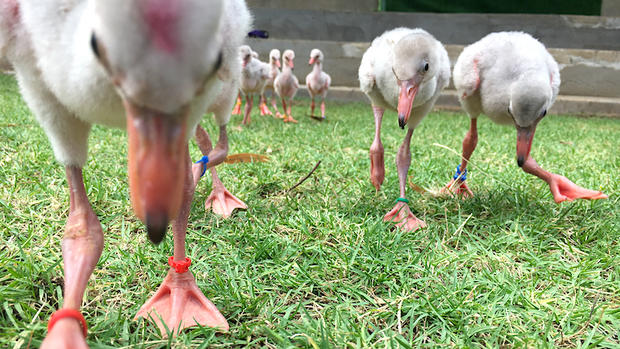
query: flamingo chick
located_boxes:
[261,48,282,117]
[305,48,331,120]
[274,49,299,123]
[2,0,250,345]
[359,27,450,232]
[251,49,274,116]
[238,45,270,126]
[442,31,607,203]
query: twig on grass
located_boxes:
[286,161,321,193]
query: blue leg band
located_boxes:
[195,156,209,177]
[453,164,467,181]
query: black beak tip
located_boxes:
[146,213,168,244]
[398,116,406,129]
[517,156,525,167]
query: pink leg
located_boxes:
[259,94,272,116]
[192,125,247,218]
[271,94,282,118]
[383,128,426,232]
[286,99,297,123]
[241,95,253,125]
[521,156,607,203]
[310,98,316,117]
[281,98,289,122]
[232,93,242,115]
[442,118,477,197]
[136,148,228,336]
[320,99,326,119]
[41,167,103,349]
[369,106,385,191]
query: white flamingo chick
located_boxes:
[305,48,331,120]
[359,27,450,232]
[2,0,250,345]
[260,48,282,117]
[443,31,607,203]
[238,45,270,126]
[274,49,299,123]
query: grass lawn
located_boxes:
[0,72,618,348]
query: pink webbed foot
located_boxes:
[135,269,229,337]
[42,315,88,349]
[283,115,298,123]
[383,201,426,232]
[232,97,242,115]
[259,102,272,116]
[205,184,247,218]
[441,179,474,198]
[547,173,608,203]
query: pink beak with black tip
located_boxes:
[516,124,536,167]
[124,101,188,244]
[397,80,419,129]
[309,57,316,65]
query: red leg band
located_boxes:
[168,256,191,273]
[48,309,88,338]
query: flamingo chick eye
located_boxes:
[214,51,223,71]
[424,63,429,72]
[90,32,100,59]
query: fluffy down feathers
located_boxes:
[358,27,450,128]
[453,31,559,126]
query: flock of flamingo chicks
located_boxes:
[233,45,331,125]
[0,0,608,347]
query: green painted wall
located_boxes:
[384,0,602,15]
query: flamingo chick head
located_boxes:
[509,77,552,167]
[91,0,229,243]
[282,49,295,69]
[308,48,323,65]
[238,45,253,68]
[392,32,439,129]
[269,49,281,68]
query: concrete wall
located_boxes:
[249,38,620,99]
[246,0,377,12]
[602,0,620,16]
[247,6,620,115]
[251,8,620,50]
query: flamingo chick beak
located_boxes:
[242,54,251,68]
[125,101,187,244]
[397,80,418,129]
[308,57,316,65]
[276,59,281,68]
[516,125,536,167]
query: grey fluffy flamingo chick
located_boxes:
[1,0,250,345]
[262,49,282,117]
[274,49,299,123]
[305,48,331,119]
[443,31,607,203]
[359,27,450,232]
[237,45,270,126]
[233,48,278,118]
